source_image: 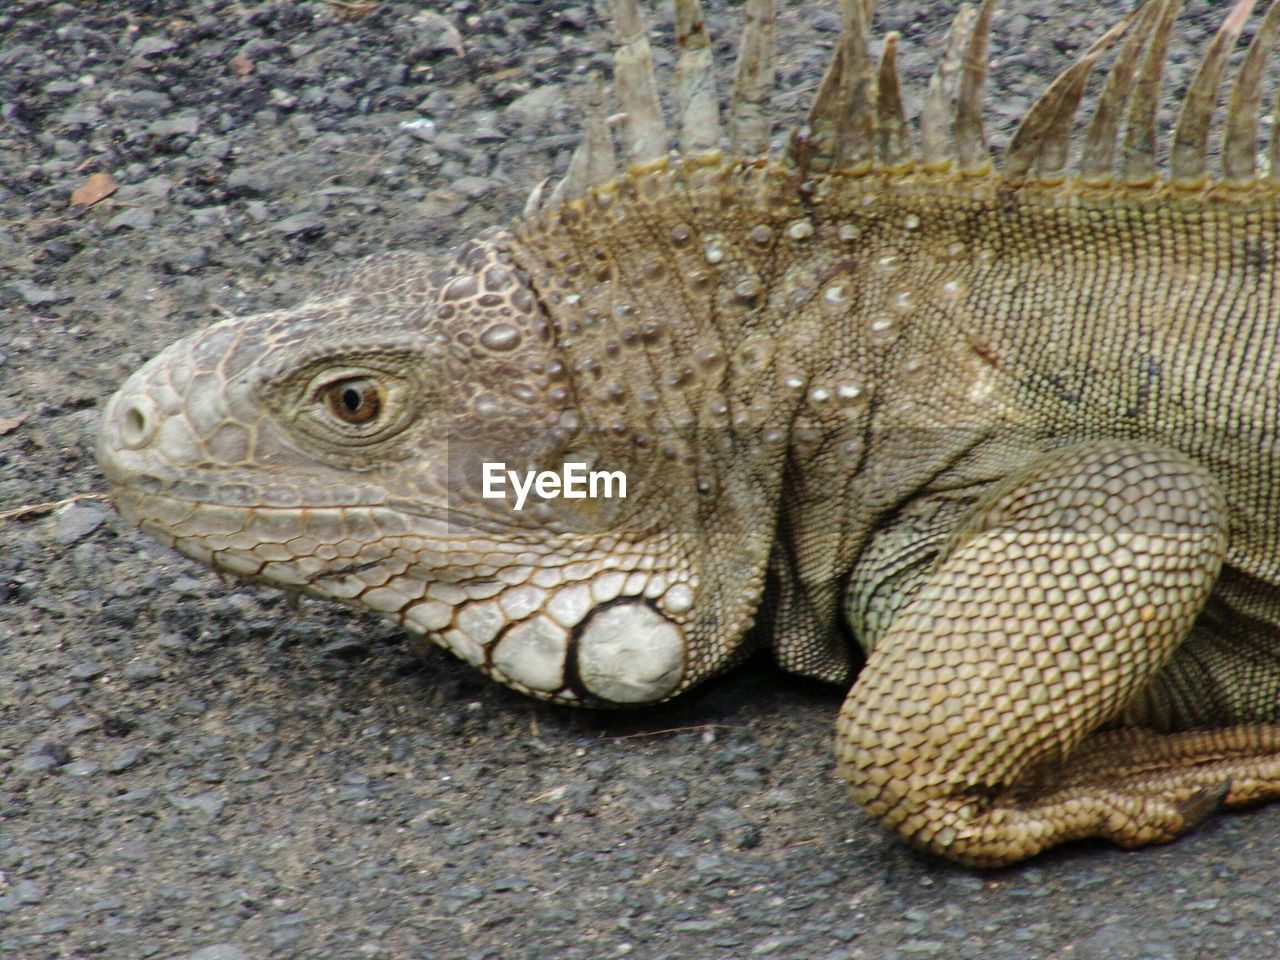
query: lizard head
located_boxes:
[99,236,773,706]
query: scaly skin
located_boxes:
[98,0,1280,865]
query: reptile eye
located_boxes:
[322,378,383,425]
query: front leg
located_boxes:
[834,442,1274,866]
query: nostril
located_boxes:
[119,398,157,449]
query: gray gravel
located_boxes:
[4,1,1279,958]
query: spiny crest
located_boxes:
[523,0,1280,220]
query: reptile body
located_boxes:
[99,0,1280,865]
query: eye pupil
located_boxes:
[324,378,382,425]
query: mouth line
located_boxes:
[314,558,387,579]
[110,482,386,514]
[108,483,518,531]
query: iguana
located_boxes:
[97,0,1280,867]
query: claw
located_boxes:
[1175,780,1232,829]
